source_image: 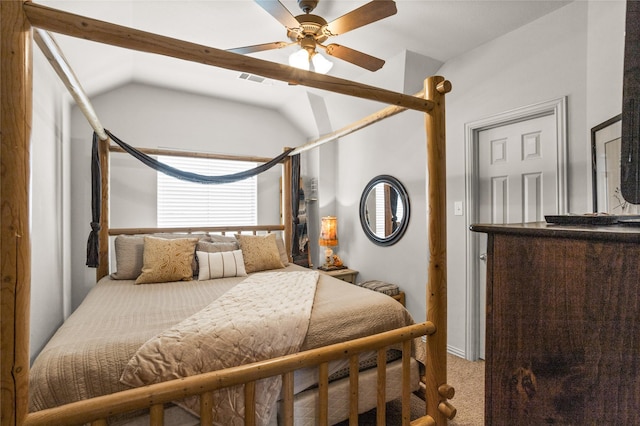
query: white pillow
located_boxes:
[197,250,247,280]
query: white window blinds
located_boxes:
[375,183,386,236]
[375,184,405,236]
[157,155,257,227]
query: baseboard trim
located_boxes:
[447,345,466,359]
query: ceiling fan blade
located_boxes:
[227,41,291,54]
[325,1,397,36]
[324,44,385,71]
[255,0,300,29]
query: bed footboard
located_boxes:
[23,322,436,426]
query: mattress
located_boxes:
[29,264,418,421]
[282,357,421,425]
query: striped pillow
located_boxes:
[197,250,247,280]
[357,280,400,296]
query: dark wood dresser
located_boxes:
[470,222,640,425]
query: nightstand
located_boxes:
[391,292,406,306]
[321,267,358,284]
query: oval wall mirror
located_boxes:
[359,175,410,246]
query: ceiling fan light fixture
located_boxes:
[311,52,333,74]
[289,48,311,70]
[288,48,333,74]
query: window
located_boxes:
[157,156,257,227]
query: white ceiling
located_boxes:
[39,0,572,136]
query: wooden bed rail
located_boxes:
[23,2,433,114]
[107,225,285,236]
[109,145,278,164]
[22,322,436,426]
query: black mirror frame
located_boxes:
[359,175,410,246]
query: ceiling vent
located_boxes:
[238,73,266,83]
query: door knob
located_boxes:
[479,253,487,262]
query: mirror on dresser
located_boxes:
[359,175,410,246]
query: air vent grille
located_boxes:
[238,73,265,83]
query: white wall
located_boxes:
[68,83,306,308]
[437,0,626,356]
[438,0,588,355]
[322,50,443,326]
[30,47,70,362]
[586,1,626,128]
[319,0,626,357]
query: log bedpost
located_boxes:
[424,76,452,424]
[97,137,110,280]
[1,1,33,424]
[282,150,293,261]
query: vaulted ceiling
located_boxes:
[38,0,572,136]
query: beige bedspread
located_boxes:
[121,270,319,425]
[29,264,416,417]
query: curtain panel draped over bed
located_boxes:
[86,130,296,267]
[86,133,102,267]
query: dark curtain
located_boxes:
[86,133,101,267]
[106,130,293,184]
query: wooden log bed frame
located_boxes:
[1,1,452,425]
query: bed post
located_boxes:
[97,136,110,280]
[424,75,453,424]
[282,149,293,261]
[1,1,33,424]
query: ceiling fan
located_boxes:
[228,0,397,72]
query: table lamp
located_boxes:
[319,216,343,270]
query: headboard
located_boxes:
[96,143,294,281]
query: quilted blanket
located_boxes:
[120,270,319,426]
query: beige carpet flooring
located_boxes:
[334,353,485,425]
[446,353,485,425]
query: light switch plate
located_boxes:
[454,201,463,216]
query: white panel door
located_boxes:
[477,113,559,358]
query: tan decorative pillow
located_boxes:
[235,233,285,273]
[197,250,247,280]
[135,237,199,284]
[154,233,210,277]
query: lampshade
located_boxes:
[288,49,333,74]
[310,53,333,74]
[288,49,309,69]
[319,216,338,247]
